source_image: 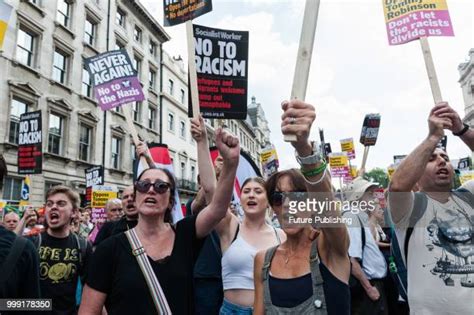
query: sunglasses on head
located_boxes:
[135,180,171,194]
[270,191,306,207]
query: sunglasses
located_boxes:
[270,191,306,207]
[135,180,171,194]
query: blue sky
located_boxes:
[143,0,473,179]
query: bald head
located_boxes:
[4,212,19,231]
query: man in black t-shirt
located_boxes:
[31,186,92,315]
[94,186,137,246]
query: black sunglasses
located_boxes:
[135,180,171,194]
[270,191,306,207]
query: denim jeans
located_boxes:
[219,298,253,315]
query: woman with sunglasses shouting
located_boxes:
[79,128,240,315]
[253,100,351,315]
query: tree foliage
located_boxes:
[363,167,389,188]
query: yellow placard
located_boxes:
[459,170,473,185]
[329,154,349,168]
[92,190,118,208]
[383,0,448,22]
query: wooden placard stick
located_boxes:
[186,21,200,119]
[419,36,443,104]
[284,0,321,142]
[122,104,148,167]
[360,146,370,176]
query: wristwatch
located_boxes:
[295,141,323,165]
[453,123,469,136]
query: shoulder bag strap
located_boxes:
[125,228,172,315]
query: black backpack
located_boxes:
[387,189,473,301]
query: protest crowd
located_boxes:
[0,0,473,315]
[1,98,473,315]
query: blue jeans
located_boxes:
[219,298,253,315]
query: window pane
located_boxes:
[82,66,92,96]
[9,99,28,144]
[16,29,34,66]
[84,19,95,45]
[48,114,63,154]
[56,0,70,27]
[53,50,67,83]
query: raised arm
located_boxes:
[135,141,156,169]
[195,128,239,238]
[433,101,474,150]
[190,115,216,205]
[388,103,452,223]
[281,100,348,258]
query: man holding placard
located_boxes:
[388,102,473,314]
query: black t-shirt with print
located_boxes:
[86,215,205,315]
[34,232,92,315]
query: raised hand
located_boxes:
[136,141,151,158]
[215,128,240,166]
[190,115,207,143]
[432,102,464,134]
[428,103,452,139]
[281,100,316,153]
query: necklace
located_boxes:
[283,248,297,265]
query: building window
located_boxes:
[134,26,142,42]
[3,177,23,201]
[44,181,61,197]
[79,124,92,161]
[111,136,121,169]
[56,0,71,28]
[149,69,156,90]
[82,65,92,97]
[179,120,186,139]
[168,79,174,95]
[133,56,141,78]
[48,113,63,155]
[16,28,36,67]
[167,113,174,131]
[84,18,97,46]
[148,106,156,129]
[116,8,125,27]
[9,99,28,144]
[149,41,156,56]
[180,162,185,179]
[191,165,195,182]
[180,89,185,104]
[115,40,124,50]
[131,144,137,165]
[132,102,141,122]
[52,49,68,84]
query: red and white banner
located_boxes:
[136,143,184,223]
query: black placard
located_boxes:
[18,110,42,174]
[188,24,249,119]
[163,0,212,27]
[85,166,104,188]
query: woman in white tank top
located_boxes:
[215,177,286,314]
